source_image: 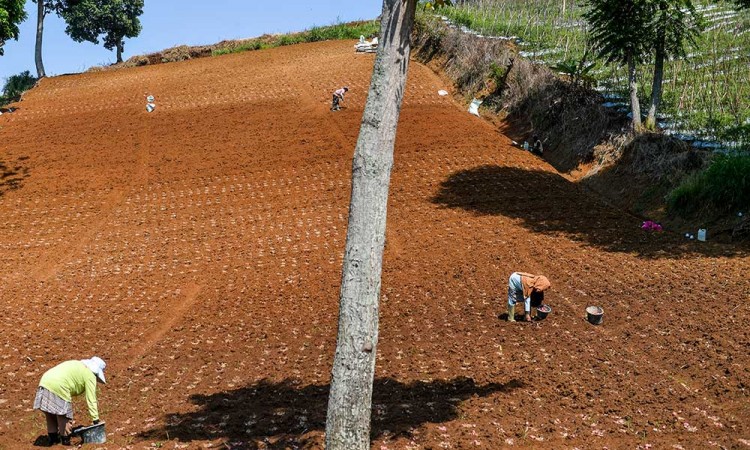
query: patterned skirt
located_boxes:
[33,386,74,419]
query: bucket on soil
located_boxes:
[586,306,603,325]
[536,304,552,320]
[72,422,106,444]
[697,228,707,242]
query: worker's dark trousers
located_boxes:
[45,412,71,437]
[331,95,340,111]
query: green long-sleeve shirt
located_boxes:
[39,360,99,421]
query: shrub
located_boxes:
[278,34,301,46]
[305,21,380,41]
[1,70,37,106]
[668,154,750,216]
[489,62,508,88]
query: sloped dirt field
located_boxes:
[1,41,748,450]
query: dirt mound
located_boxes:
[0,40,748,449]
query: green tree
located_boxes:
[0,0,27,56]
[584,0,653,129]
[61,0,143,63]
[645,0,704,129]
[1,70,37,105]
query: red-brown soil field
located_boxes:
[1,40,749,449]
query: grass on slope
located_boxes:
[212,21,380,56]
[669,154,750,217]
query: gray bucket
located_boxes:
[586,306,604,325]
[535,304,552,320]
[73,422,106,444]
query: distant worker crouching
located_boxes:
[331,86,349,111]
[507,272,551,322]
[33,357,106,446]
[532,135,544,155]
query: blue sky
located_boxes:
[1,1,381,81]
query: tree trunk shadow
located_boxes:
[138,376,523,449]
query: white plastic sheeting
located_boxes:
[468,98,482,116]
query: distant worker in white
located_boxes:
[330,86,348,111]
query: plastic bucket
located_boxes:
[586,306,604,325]
[73,423,106,444]
[536,304,552,320]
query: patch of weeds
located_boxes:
[668,154,750,217]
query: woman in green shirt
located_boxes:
[33,357,106,446]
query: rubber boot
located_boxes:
[48,433,60,446]
[507,303,516,322]
[61,435,71,446]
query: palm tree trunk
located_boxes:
[646,2,668,130]
[325,0,418,449]
[35,0,46,78]
[646,42,665,130]
[627,53,642,129]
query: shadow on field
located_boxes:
[432,165,748,258]
[140,376,520,449]
[0,158,30,196]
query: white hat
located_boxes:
[81,357,106,384]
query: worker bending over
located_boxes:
[33,357,106,445]
[507,272,551,322]
[331,86,349,111]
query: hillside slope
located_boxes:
[0,41,748,449]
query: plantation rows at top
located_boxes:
[437,0,750,150]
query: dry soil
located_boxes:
[0,40,748,450]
